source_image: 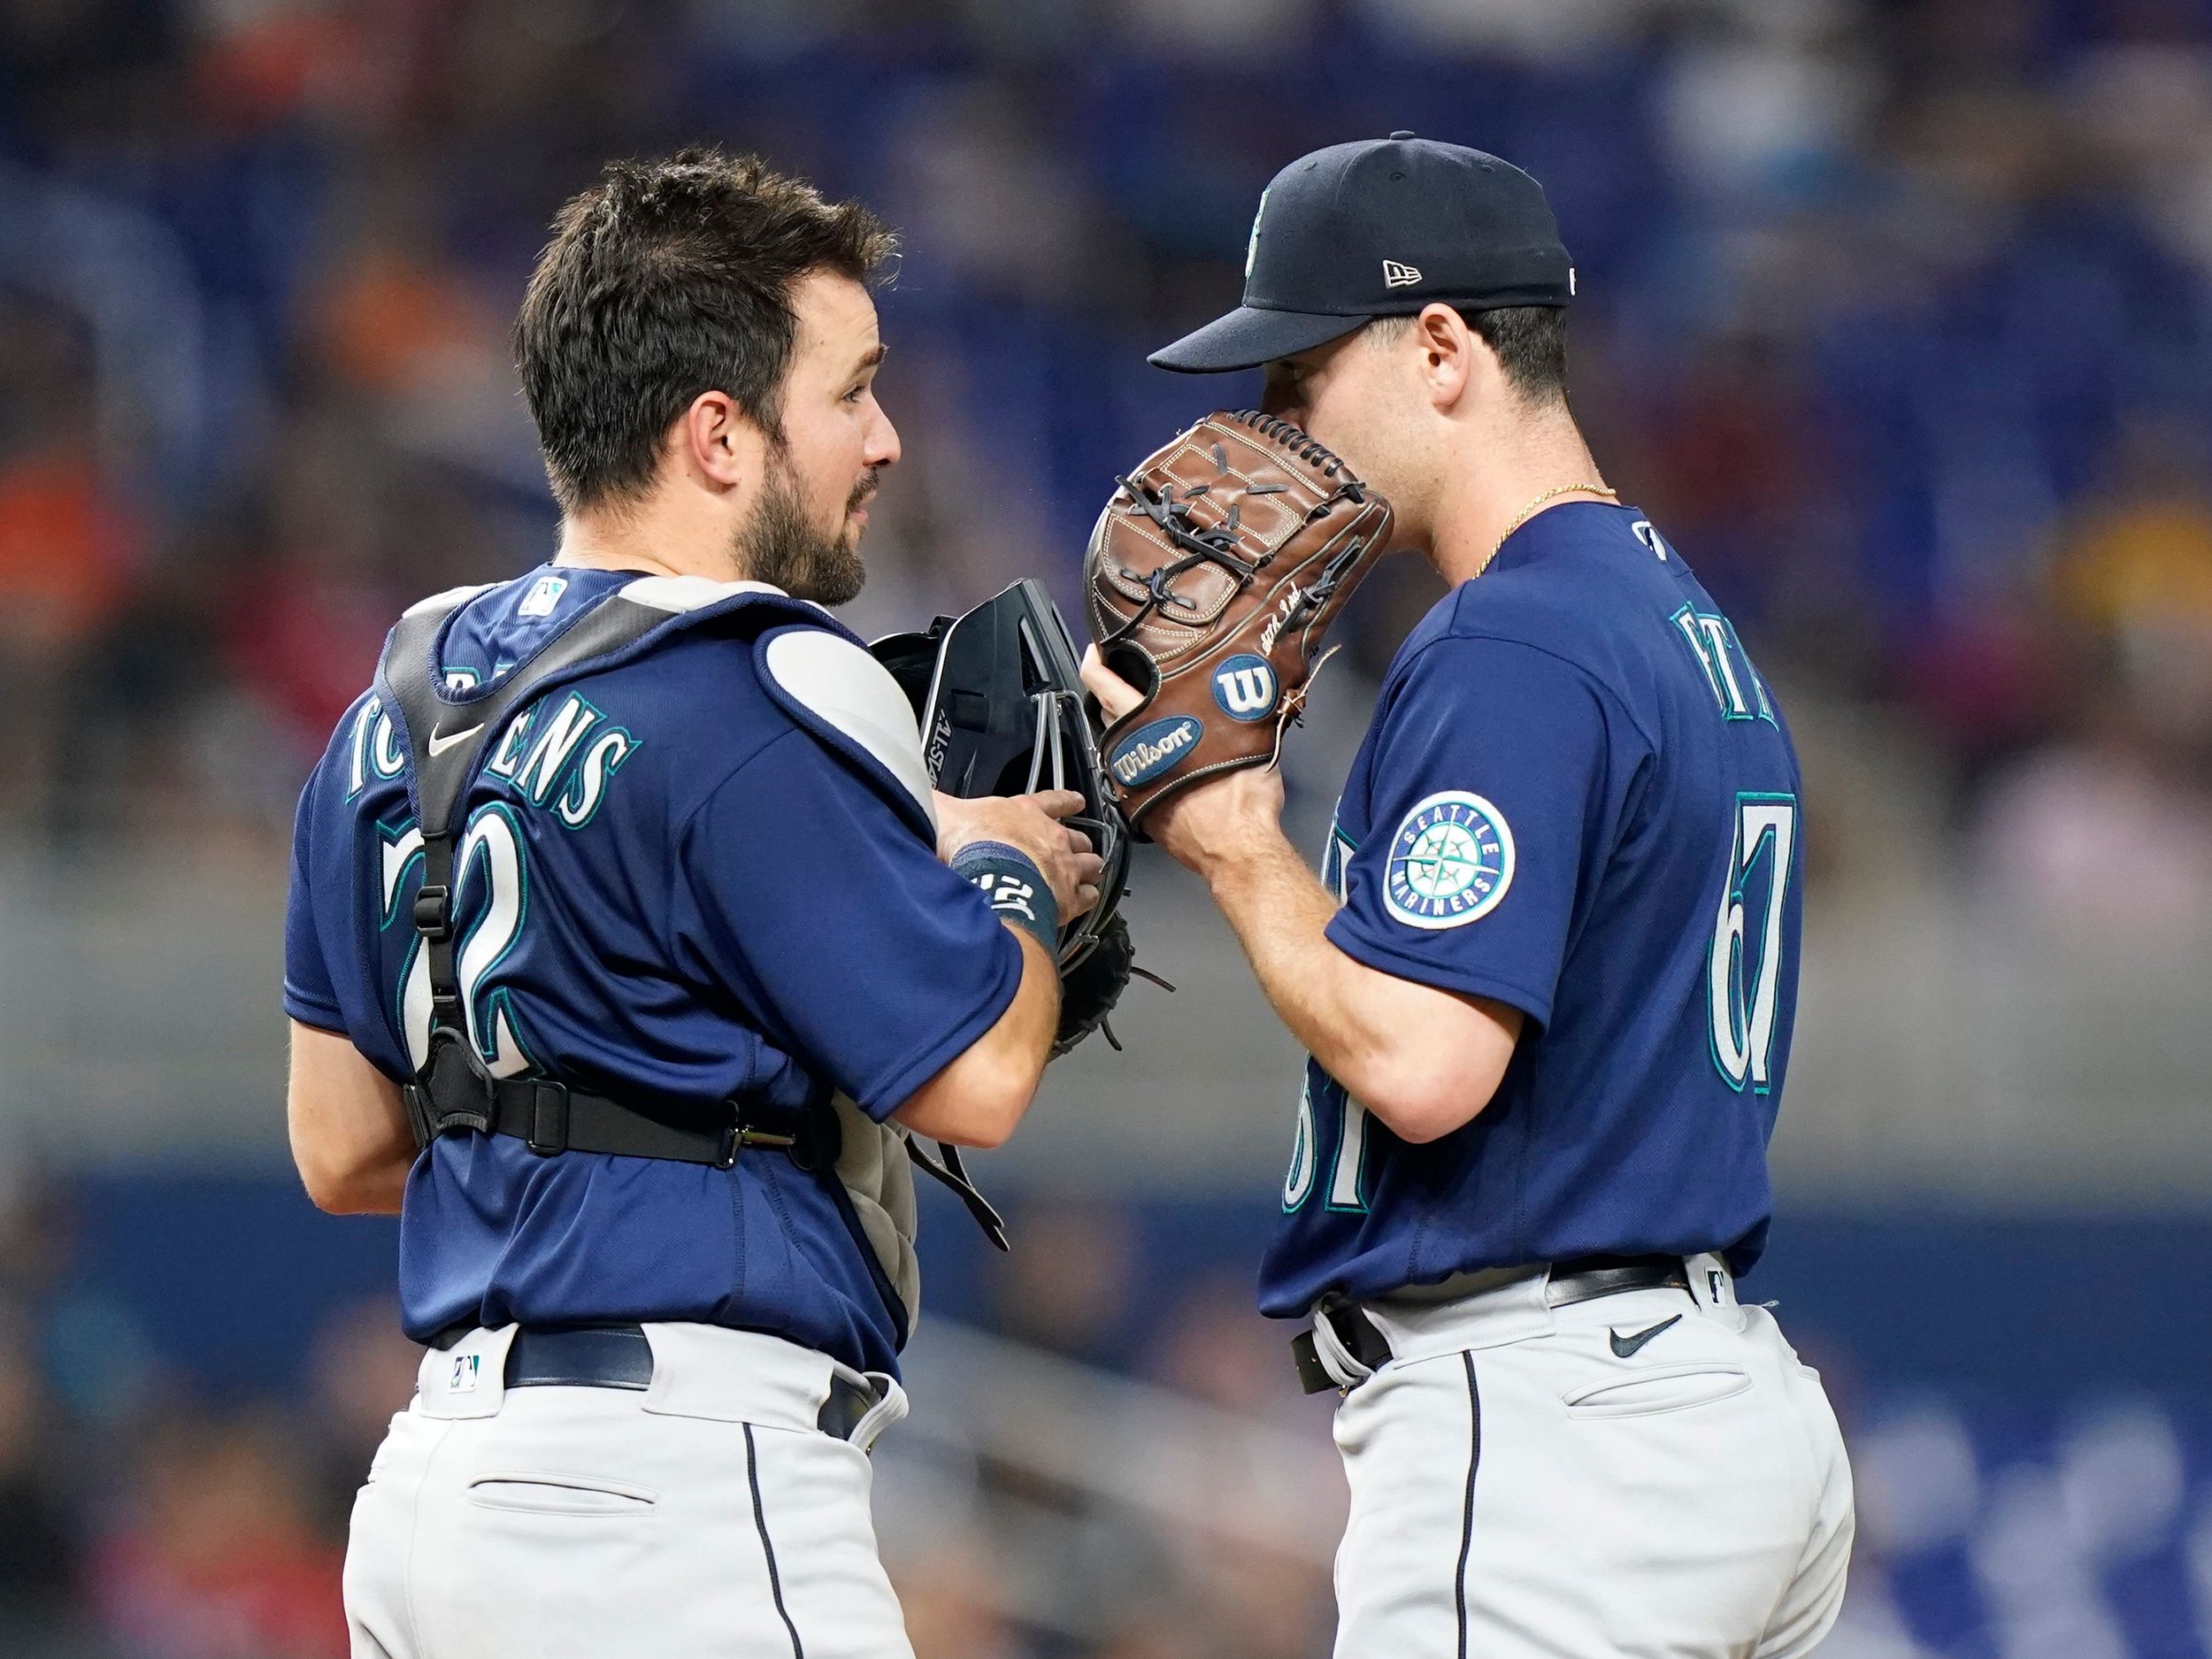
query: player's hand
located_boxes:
[1148,765,1286,876]
[938,788,1105,919]
[1080,648,1287,877]
[1079,644,1145,725]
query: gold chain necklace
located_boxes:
[1482,483,1619,572]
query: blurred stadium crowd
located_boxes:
[4,0,2212,931]
[7,0,2212,1655]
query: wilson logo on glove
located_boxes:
[1110,716,1202,786]
[1085,410,1394,834]
[1212,654,1279,721]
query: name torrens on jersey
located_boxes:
[347,687,641,830]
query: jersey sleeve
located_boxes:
[282,757,348,1033]
[672,728,1025,1120]
[1325,635,1641,1026]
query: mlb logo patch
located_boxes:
[519,574,568,618]
[449,1353,481,1394]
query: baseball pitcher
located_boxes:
[1082,135,1855,1656]
[282,150,1103,1657]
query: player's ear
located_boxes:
[1417,303,1476,414]
[677,389,766,493]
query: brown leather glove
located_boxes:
[1084,410,1394,835]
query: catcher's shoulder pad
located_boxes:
[618,574,815,617]
[399,580,500,621]
[759,624,939,830]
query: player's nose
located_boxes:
[867,404,902,470]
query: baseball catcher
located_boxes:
[284,150,1103,1659]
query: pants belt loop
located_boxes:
[843,1373,909,1454]
[1686,1252,1737,1310]
[1314,1307,1379,1390]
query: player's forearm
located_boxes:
[892,928,1059,1148]
[287,1022,415,1215]
[1199,828,1393,1091]
[1202,831,1519,1142]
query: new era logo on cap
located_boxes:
[1382,260,1422,288]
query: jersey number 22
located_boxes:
[380,803,534,1078]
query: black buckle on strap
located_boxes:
[403,1036,495,1149]
[715,1102,798,1171]
[411,885,453,941]
[526,1080,571,1156]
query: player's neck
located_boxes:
[1426,405,1610,587]
[551,495,740,585]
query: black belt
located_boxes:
[403,1042,804,1169]
[1291,1255,1694,1394]
[400,1051,1012,1253]
[435,1325,880,1442]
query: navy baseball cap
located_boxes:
[1150,134,1574,373]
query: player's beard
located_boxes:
[735,444,872,606]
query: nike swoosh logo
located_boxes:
[1609,1315,1682,1359]
[426,723,485,757]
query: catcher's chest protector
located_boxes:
[374,578,956,1340]
[825,1093,922,1337]
[1086,411,1394,832]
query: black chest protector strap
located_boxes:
[374,593,795,1168]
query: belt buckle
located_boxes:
[525,1080,571,1156]
[718,1102,795,1170]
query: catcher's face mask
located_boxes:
[872,580,1131,970]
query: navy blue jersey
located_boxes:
[1260,504,1803,1318]
[284,565,1023,1374]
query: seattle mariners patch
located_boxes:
[1382,791,1515,929]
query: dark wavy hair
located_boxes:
[515,147,896,511]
